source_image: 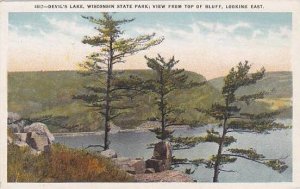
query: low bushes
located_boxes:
[7,143,133,182]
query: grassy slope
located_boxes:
[8,143,133,182]
[8,70,221,132]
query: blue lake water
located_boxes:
[54,119,292,182]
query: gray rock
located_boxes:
[100,149,118,158]
[14,140,29,148]
[152,141,173,171]
[24,122,55,143]
[112,157,131,162]
[7,112,21,124]
[146,159,164,172]
[113,157,146,174]
[15,133,27,142]
[26,132,51,152]
[8,122,25,133]
[134,170,194,182]
[145,168,155,174]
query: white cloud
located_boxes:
[196,21,251,33]
[268,26,291,39]
[24,24,33,30]
[124,21,291,79]
[252,29,264,38]
[8,26,94,72]
[43,15,96,37]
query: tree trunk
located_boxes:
[159,70,166,141]
[104,71,111,150]
[213,117,227,182]
[104,37,114,150]
[161,96,165,141]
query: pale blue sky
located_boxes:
[9,12,292,37]
[8,12,292,79]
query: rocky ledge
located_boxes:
[134,170,194,182]
[100,141,194,182]
[7,112,55,155]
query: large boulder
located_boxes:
[146,159,164,172]
[8,119,54,153]
[24,122,55,143]
[134,170,194,182]
[113,157,146,174]
[26,132,51,152]
[100,149,118,158]
[147,141,172,172]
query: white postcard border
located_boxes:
[1,1,300,188]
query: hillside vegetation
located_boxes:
[209,71,292,117]
[8,70,221,132]
[209,71,292,98]
[8,70,292,132]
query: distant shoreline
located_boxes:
[53,124,191,137]
[53,128,151,137]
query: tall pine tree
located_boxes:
[171,61,290,182]
[144,54,201,141]
[74,13,163,150]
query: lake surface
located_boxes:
[55,119,292,182]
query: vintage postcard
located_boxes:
[0,0,300,188]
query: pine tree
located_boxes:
[144,54,201,141]
[74,13,163,150]
[171,61,290,182]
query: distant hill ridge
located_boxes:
[208,71,292,98]
[8,70,219,132]
[8,70,292,132]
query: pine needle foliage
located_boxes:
[171,61,290,182]
[74,13,163,150]
[143,54,203,141]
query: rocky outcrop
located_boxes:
[100,149,118,158]
[134,170,194,182]
[26,132,51,152]
[146,159,164,172]
[7,113,55,154]
[14,140,29,148]
[15,133,27,142]
[113,157,146,174]
[145,168,155,174]
[146,141,172,172]
[7,112,27,133]
[24,122,55,143]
